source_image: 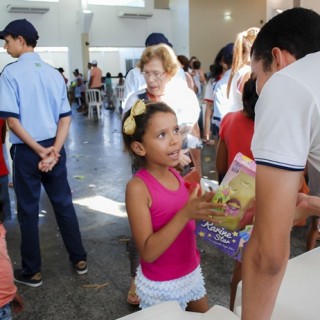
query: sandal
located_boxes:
[206,139,215,146]
[127,278,140,306]
[127,291,140,306]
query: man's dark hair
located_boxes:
[209,47,224,79]
[251,8,320,71]
[242,76,258,121]
[177,55,189,72]
[11,34,37,48]
[193,60,201,70]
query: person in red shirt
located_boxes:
[216,76,257,177]
[0,119,12,220]
[215,77,258,311]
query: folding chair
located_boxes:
[86,89,103,120]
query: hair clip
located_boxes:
[123,99,147,135]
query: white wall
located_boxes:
[169,0,189,57]
[266,0,320,20]
[1,0,320,80]
[0,0,173,80]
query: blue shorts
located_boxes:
[0,303,12,320]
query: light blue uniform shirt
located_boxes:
[0,52,71,144]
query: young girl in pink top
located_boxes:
[122,100,221,312]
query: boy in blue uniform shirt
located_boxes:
[0,19,87,287]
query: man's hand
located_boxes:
[179,149,192,167]
[294,192,320,225]
[294,193,310,225]
[38,146,54,160]
[38,148,60,172]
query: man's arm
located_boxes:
[38,115,71,172]
[7,117,52,159]
[242,165,302,320]
[215,138,228,176]
[52,115,71,153]
[203,100,213,141]
[88,69,93,88]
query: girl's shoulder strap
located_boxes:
[169,167,184,184]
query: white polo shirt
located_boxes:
[123,79,200,127]
[123,66,187,105]
[213,69,231,122]
[252,52,320,172]
[0,52,71,144]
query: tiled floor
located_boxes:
[4,105,317,319]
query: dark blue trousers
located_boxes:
[11,138,87,275]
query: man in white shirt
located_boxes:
[242,8,320,319]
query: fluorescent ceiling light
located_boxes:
[224,11,232,20]
[88,0,144,7]
[35,47,68,52]
[18,0,59,2]
[89,47,119,52]
[0,47,68,53]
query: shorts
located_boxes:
[135,265,206,310]
[0,303,12,320]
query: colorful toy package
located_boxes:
[197,152,256,261]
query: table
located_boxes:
[234,247,320,319]
[117,301,239,320]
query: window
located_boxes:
[89,47,144,76]
[0,47,69,79]
[18,0,59,2]
[88,0,144,7]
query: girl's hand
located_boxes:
[182,184,225,223]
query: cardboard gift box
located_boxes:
[197,153,256,261]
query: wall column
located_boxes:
[81,33,90,80]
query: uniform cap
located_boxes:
[145,33,172,47]
[0,19,39,41]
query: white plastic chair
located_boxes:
[115,85,125,113]
[86,89,103,120]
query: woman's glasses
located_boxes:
[141,71,165,79]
